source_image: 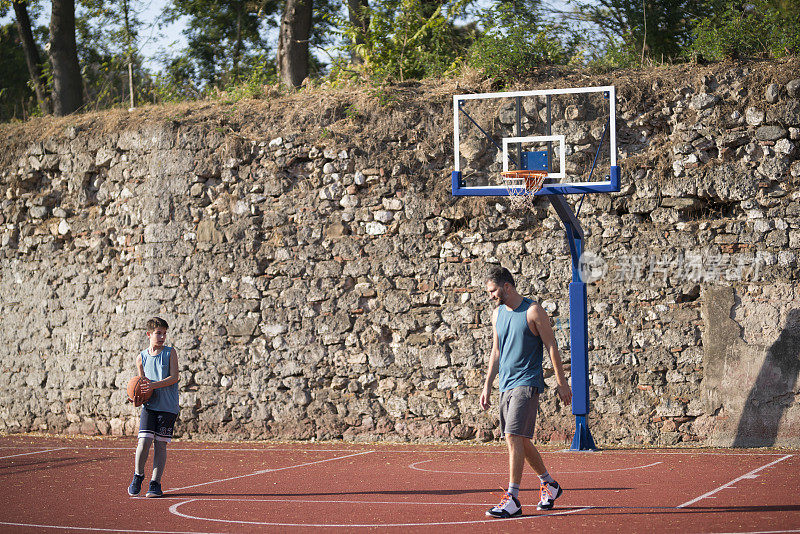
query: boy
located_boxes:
[480,266,572,518]
[128,317,180,498]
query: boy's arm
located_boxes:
[134,353,151,396]
[147,348,180,390]
[529,304,572,406]
[479,308,501,410]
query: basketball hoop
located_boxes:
[501,170,547,210]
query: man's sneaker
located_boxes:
[128,474,144,496]
[537,481,563,510]
[146,480,163,498]
[486,491,522,518]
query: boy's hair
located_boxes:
[146,317,169,331]
[487,266,515,287]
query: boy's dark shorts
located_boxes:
[138,408,178,442]
[499,386,540,438]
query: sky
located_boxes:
[1,0,187,74]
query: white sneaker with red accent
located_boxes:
[486,491,522,518]
[537,481,563,510]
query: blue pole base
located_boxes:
[570,415,598,451]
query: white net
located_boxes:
[502,170,547,211]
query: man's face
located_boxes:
[486,280,508,306]
[147,327,167,350]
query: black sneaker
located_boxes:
[486,491,522,518]
[146,480,163,498]
[537,481,563,510]
[128,474,144,496]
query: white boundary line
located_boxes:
[0,447,67,460]
[677,454,794,508]
[409,459,662,475]
[0,445,795,456]
[166,450,374,493]
[169,499,593,528]
[0,522,227,534]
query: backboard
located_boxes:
[451,85,620,197]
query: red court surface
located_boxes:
[0,435,798,533]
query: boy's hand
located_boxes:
[140,377,152,393]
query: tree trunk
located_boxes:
[49,0,84,116]
[276,0,313,88]
[347,0,369,64]
[12,0,50,114]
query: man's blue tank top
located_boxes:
[497,298,545,392]
[141,347,179,414]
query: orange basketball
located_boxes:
[127,376,152,407]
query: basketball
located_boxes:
[127,376,152,407]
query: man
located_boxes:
[480,266,572,518]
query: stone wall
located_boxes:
[1,60,799,446]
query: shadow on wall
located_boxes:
[732,309,800,447]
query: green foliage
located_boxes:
[689,0,800,60]
[569,0,711,67]
[465,4,571,81]
[331,0,475,82]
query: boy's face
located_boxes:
[146,327,167,351]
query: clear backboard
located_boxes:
[451,86,620,196]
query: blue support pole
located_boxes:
[550,199,598,451]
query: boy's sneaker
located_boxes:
[146,480,163,498]
[128,474,144,496]
[537,481,563,510]
[486,491,522,518]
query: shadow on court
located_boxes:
[733,308,800,447]
[165,486,631,499]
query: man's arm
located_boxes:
[528,304,572,406]
[480,308,501,410]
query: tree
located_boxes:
[0,22,36,120]
[347,0,369,63]
[568,0,710,65]
[690,0,800,60]
[78,0,145,109]
[49,0,84,115]
[276,0,313,87]
[12,0,49,113]
[164,0,275,88]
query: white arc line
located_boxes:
[0,520,229,534]
[678,454,793,508]
[169,499,594,528]
[0,447,67,460]
[167,450,374,493]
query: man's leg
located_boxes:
[523,438,547,476]
[506,433,527,487]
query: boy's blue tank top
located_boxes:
[497,298,545,392]
[141,347,179,414]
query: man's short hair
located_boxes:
[487,266,515,287]
[146,317,169,331]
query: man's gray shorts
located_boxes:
[499,386,540,438]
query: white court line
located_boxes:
[0,445,794,456]
[408,459,662,475]
[167,450,375,493]
[678,454,793,508]
[169,498,593,527]
[0,447,67,460]
[0,521,228,534]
